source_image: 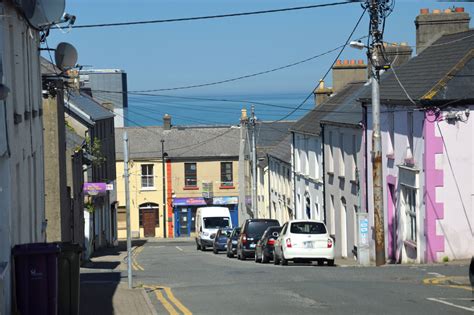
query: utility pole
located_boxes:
[250,105,258,219]
[366,0,391,266]
[123,131,132,288]
[161,139,167,238]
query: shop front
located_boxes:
[173,196,239,237]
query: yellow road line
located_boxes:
[132,246,145,271]
[447,285,473,291]
[163,286,192,315]
[152,287,179,315]
[423,276,471,291]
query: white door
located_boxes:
[341,198,347,258]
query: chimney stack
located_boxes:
[382,42,413,67]
[163,114,171,130]
[313,79,333,106]
[332,59,367,93]
[415,7,470,55]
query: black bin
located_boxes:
[12,243,60,315]
[57,243,82,315]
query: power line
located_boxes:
[274,6,367,122]
[67,2,354,29]
[130,36,367,93]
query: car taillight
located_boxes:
[327,238,333,248]
[286,238,292,248]
[242,234,247,244]
[267,239,275,246]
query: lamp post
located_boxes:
[161,139,168,238]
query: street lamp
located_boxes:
[349,40,366,50]
[161,139,168,238]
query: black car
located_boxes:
[237,219,280,260]
[254,226,282,263]
[213,228,233,254]
[226,227,241,258]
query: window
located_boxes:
[220,162,233,186]
[403,187,417,242]
[305,195,311,219]
[327,131,334,173]
[407,111,414,160]
[290,222,327,234]
[339,133,345,176]
[351,134,357,180]
[388,110,395,156]
[184,163,197,187]
[141,164,154,188]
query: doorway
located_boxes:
[139,203,159,237]
[340,197,347,258]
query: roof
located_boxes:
[267,134,292,164]
[255,121,294,165]
[291,81,366,135]
[115,125,241,160]
[40,57,60,75]
[320,81,367,127]
[361,29,474,103]
[65,90,115,123]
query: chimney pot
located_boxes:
[350,59,355,65]
[432,9,441,14]
[343,60,349,65]
[444,9,452,14]
[358,59,364,65]
[420,8,429,15]
[336,60,342,65]
[163,114,172,130]
[240,108,248,121]
[455,7,465,13]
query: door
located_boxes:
[142,209,156,237]
[340,198,347,258]
[179,207,189,237]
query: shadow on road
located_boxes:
[80,272,122,315]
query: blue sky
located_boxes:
[46,0,474,122]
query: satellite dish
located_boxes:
[20,0,65,29]
[55,42,78,71]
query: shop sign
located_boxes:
[213,196,239,205]
[173,197,207,206]
[83,183,107,196]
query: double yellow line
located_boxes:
[132,246,145,271]
[423,276,472,291]
[144,285,192,315]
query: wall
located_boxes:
[268,157,293,225]
[432,107,474,261]
[323,124,364,259]
[0,4,45,313]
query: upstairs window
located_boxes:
[184,163,197,187]
[141,164,154,189]
[221,162,233,186]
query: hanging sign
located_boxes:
[83,183,107,196]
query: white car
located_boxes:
[274,220,335,266]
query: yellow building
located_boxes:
[115,119,241,239]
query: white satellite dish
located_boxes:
[55,42,78,71]
[20,0,65,29]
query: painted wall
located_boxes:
[323,124,364,259]
[0,4,45,313]
[433,107,474,261]
[292,133,324,222]
[366,105,425,263]
[268,157,293,225]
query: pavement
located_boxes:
[79,241,157,315]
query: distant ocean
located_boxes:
[124,92,315,127]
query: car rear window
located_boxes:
[290,222,326,234]
[247,221,280,237]
[204,217,230,229]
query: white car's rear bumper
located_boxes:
[283,247,335,260]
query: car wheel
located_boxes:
[281,250,288,266]
[213,247,218,254]
[261,253,269,264]
[327,259,335,267]
[196,242,201,250]
[316,259,324,266]
[201,245,206,252]
[273,252,280,265]
[228,251,234,258]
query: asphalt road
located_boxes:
[131,239,473,315]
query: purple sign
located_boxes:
[173,197,207,206]
[83,183,107,196]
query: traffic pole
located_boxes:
[123,131,133,288]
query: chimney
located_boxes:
[240,108,248,123]
[332,59,367,93]
[313,79,333,106]
[163,114,171,130]
[382,42,413,67]
[415,7,470,55]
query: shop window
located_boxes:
[221,162,233,186]
[184,163,197,187]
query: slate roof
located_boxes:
[66,90,115,122]
[40,56,61,75]
[291,81,367,135]
[267,134,292,164]
[361,29,474,103]
[255,121,294,163]
[115,125,241,160]
[320,81,367,127]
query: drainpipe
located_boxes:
[267,155,272,219]
[321,124,327,225]
[291,131,296,219]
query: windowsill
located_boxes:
[327,171,334,176]
[386,153,395,160]
[183,186,199,190]
[404,157,415,166]
[349,179,358,185]
[219,185,235,189]
[403,240,417,249]
[140,187,156,191]
[338,175,345,180]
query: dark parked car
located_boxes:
[213,228,233,254]
[226,227,241,258]
[254,226,282,263]
[237,219,280,260]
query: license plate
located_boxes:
[250,243,256,248]
[232,240,237,244]
[304,241,313,249]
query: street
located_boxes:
[122,239,473,315]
